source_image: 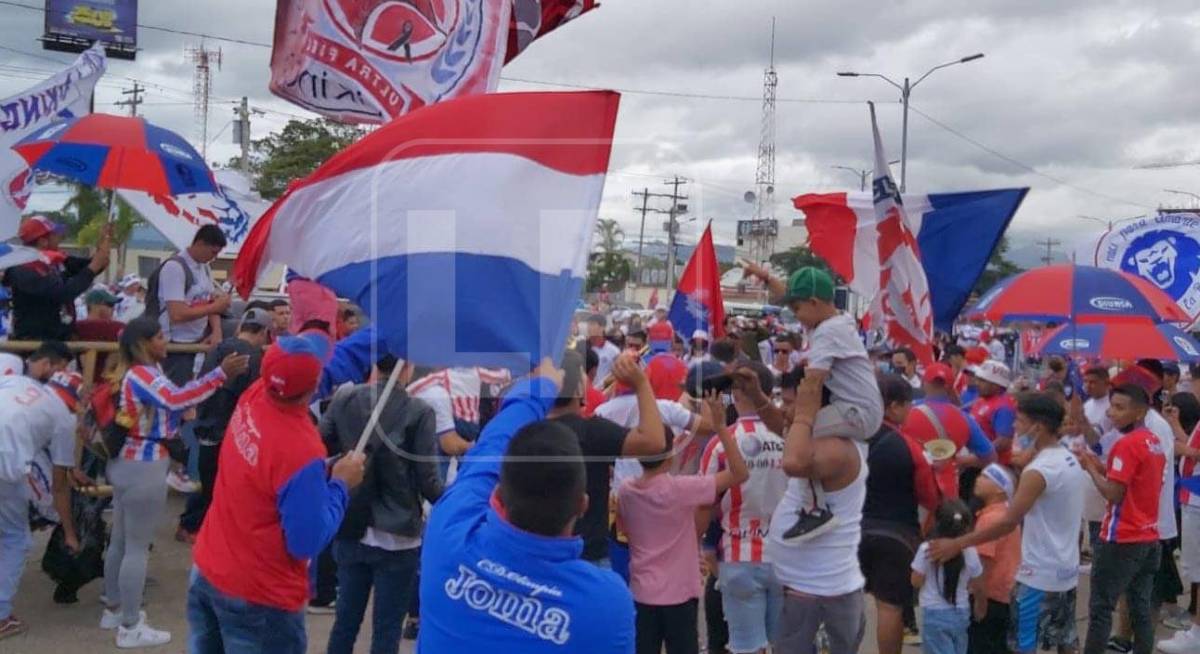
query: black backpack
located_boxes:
[142,254,196,321]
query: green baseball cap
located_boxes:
[85,288,120,307]
[784,267,835,303]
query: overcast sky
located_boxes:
[3,0,1200,267]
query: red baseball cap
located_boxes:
[922,362,954,385]
[645,353,687,401]
[261,331,332,401]
[647,321,674,342]
[18,215,63,244]
[965,346,989,365]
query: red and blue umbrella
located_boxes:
[967,264,1189,324]
[11,113,216,196]
[1033,319,1200,362]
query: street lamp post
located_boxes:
[837,53,984,192]
[1164,188,1200,210]
[832,160,901,191]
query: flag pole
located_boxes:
[352,359,404,455]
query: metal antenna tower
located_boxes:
[186,43,222,160]
[749,18,778,264]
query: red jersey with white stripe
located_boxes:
[1101,427,1165,544]
[406,366,510,424]
[1181,424,1200,508]
[700,417,787,563]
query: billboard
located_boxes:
[43,0,137,60]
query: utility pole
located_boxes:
[234,96,251,175]
[114,82,143,116]
[1038,238,1062,266]
[632,188,651,285]
[663,176,688,289]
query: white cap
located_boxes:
[971,360,1012,388]
[0,353,22,377]
[119,273,143,289]
[691,329,709,341]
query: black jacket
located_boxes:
[4,256,97,341]
[320,381,443,541]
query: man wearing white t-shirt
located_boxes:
[149,226,231,385]
[1076,366,1114,549]
[586,314,620,390]
[0,374,82,641]
[1162,408,1200,653]
[930,393,1087,654]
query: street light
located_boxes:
[1164,188,1200,208]
[837,53,985,192]
[1076,214,1142,230]
[831,160,900,191]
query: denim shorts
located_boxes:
[718,561,783,653]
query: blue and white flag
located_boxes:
[1093,212,1200,328]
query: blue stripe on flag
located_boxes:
[918,188,1028,331]
[317,252,581,372]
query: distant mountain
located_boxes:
[623,240,736,264]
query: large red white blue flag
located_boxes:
[269,0,596,124]
[667,223,725,342]
[234,90,620,371]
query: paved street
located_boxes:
[3,495,1186,653]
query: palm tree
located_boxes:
[594,218,624,255]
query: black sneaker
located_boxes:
[1106,636,1132,653]
[403,619,419,640]
[782,507,839,543]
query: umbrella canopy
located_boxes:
[11,113,215,196]
[1033,319,1200,362]
[967,264,1189,324]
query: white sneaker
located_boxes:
[100,609,147,630]
[1158,629,1200,654]
[166,470,200,494]
[115,619,171,648]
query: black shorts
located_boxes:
[858,532,916,607]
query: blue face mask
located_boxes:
[876,361,892,374]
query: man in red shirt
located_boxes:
[1080,383,1165,654]
[73,289,124,383]
[188,332,366,653]
[968,360,1017,465]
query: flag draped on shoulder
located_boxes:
[667,223,725,342]
[233,90,620,372]
[268,0,596,124]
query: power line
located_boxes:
[906,104,1157,210]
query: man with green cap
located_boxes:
[743,263,882,653]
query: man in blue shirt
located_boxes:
[419,358,635,653]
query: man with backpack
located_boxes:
[144,225,231,385]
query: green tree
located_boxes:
[229,118,366,199]
[587,218,631,292]
[769,245,839,281]
[972,236,1023,296]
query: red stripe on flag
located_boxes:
[793,192,858,283]
[304,91,619,181]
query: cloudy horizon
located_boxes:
[3,0,1199,269]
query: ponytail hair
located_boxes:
[930,498,974,606]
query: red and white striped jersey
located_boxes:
[407,366,510,426]
[700,417,787,563]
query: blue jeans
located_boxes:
[923,607,970,654]
[327,539,420,654]
[719,561,783,653]
[0,479,31,620]
[187,568,307,654]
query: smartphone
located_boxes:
[701,373,734,395]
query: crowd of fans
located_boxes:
[2,213,1200,654]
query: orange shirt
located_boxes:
[975,502,1021,604]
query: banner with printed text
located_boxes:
[268,0,596,124]
[1093,211,1200,328]
[0,44,106,240]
